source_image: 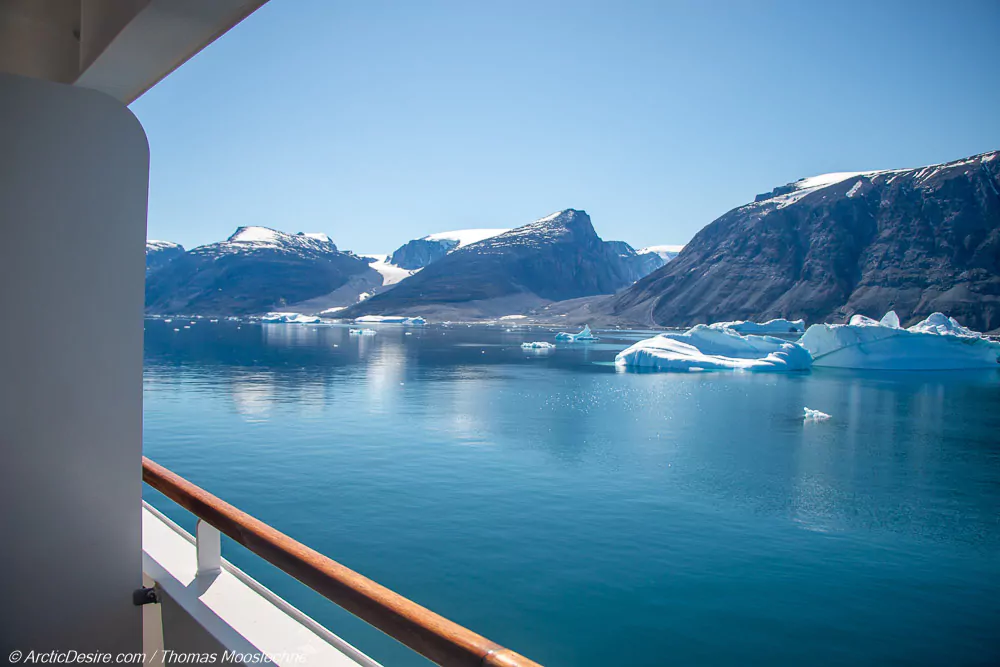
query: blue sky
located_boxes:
[131,0,1000,254]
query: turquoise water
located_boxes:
[143,319,1000,666]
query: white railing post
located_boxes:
[141,573,165,666]
[196,519,221,576]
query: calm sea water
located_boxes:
[143,319,1000,667]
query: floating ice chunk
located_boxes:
[354,315,426,326]
[521,341,556,350]
[555,324,600,342]
[615,325,812,372]
[803,407,831,421]
[799,311,1000,370]
[879,311,900,328]
[349,328,377,336]
[262,312,321,324]
[709,318,805,334]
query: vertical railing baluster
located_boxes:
[196,519,221,576]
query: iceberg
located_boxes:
[555,325,600,342]
[354,315,426,326]
[521,341,556,350]
[615,325,812,372]
[709,318,806,334]
[799,311,1000,370]
[803,407,831,421]
[348,328,377,336]
[261,312,321,324]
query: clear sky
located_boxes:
[131,0,1000,254]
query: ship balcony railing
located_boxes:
[141,457,542,667]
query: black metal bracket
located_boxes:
[133,586,159,606]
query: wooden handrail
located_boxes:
[142,457,543,667]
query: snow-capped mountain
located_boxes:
[145,240,184,273]
[345,209,650,319]
[145,227,372,315]
[638,245,683,263]
[609,150,1000,331]
[389,228,509,269]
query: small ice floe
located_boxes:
[262,312,321,324]
[209,319,219,323]
[164,319,173,323]
[710,318,805,334]
[555,324,600,342]
[803,407,831,422]
[404,332,413,336]
[799,310,1000,370]
[521,341,556,350]
[349,328,377,336]
[616,325,812,373]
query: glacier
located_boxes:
[615,325,812,372]
[799,311,1000,370]
[710,318,805,334]
[261,312,322,324]
[555,325,599,342]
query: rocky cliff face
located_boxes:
[606,241,668,283]
[145,227,371,315]
[145,240,184,273]
[388,229,509,269]
[345,210,639,318]
[389,238,455,269]
[610,151,1000,331]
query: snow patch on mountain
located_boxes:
[422,228,509,247]
[638,245,684,261]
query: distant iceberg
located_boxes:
[555,325,599,342]
[521,341,556,350]
[615,325,812,372]
[799,311,1000,370]
[261,312,322,324]
[710,318,805,334]
[348,328,377,336]
[354,315,426,325]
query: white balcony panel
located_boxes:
[142,503,380,667]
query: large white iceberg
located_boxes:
[261,312,322,324]
[615,325,812,372]
[710,318,805,334]
[354,315,426,326]
[799,311,1000,370]
[555,325,599,342]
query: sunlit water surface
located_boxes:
[143,320,1000,666]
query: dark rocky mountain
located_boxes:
[389,229,508,269]
[606,241,668,282]
[609,150,1000,331]
[145,227,372,315]
[145,240,184,273]
[345,210,643,319]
